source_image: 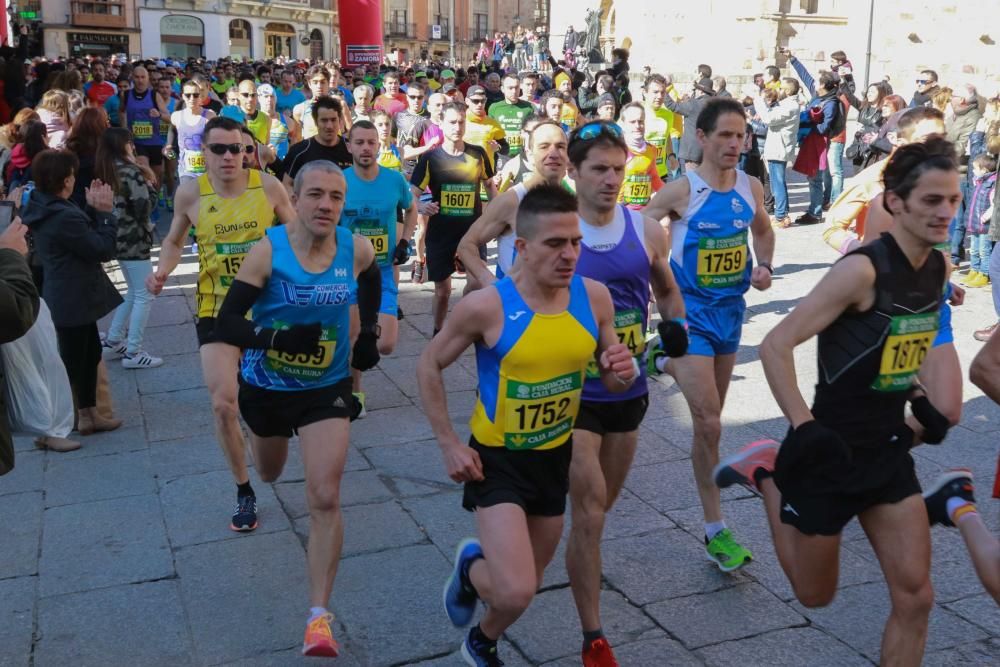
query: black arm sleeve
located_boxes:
[356,259,381,330]
[215,279,276,348]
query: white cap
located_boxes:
[257,83,276,97]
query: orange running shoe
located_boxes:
[582,637,619,667]
[302,612,340,658]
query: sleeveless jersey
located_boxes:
[578,205,650,401]
[126,89,162,147]
[619,143,661,209]
[177,110,209,178]
[295,100,318,140]
[240,225,354,390]
[377,144,403,172]
[195,170,275,318]
[269,114,291,162]
[671,170,756,304]
[470,275,598,450]
[246,110,270,145]
[814,233,945,448]
[497,154,533,193]
[644,104,676,179]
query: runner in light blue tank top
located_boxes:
[240,225,355,390]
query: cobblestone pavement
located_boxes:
[2,178,999,666]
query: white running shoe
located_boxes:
[122,350,164,369]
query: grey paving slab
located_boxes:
[39,494,173,598]
[413,639,532,667]
[134,352,206,395]
[216,644,369,667]
[149,434,232,481]
[293,499,427,557]
[630,426,690,466]
[792,581,989,662]
[330,544,456,666]
[43,449,156,507]
[601,529,744,606]
[379,353,477,397]
[34,580,193,666]
[50,425,148,460]
[280,439,371,483]
[382,320,431,358]
[160,469,289,547]
[361,439,457,497]
[0,491,42,579]
[944,593,1000,636]
[274,470,394,520]
[539,632,703,666]
[0,449,43,497]
[624,458,751,514]
[142,387,215,441]
[602,487,675,540]
[401,491,477,560]
[356,367,412,411]
[347,405,435,447]
[923,638,1000,667]
[142,322,200,357]
[145,295,195,327]
[505,587,658,664]
[697,627,870,667]
[176,530,308,665]
[0,577,34,667]
[645,582,806,649]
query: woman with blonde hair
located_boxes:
[36,89,71,148]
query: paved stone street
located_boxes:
[2,177,999,666]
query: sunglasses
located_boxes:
[239,92,255,98]
[916,79,929,85]
[182,92,199,98]
[207,143,252,156]
[408,94,424,100]
[468,98,486,104]
[572,121,624,142]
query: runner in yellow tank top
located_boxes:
[195,168,277,319]
[147,116,297,532]
[417,184,637,665]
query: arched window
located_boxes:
[229,19,252,59]
[310,29,324,60]
[264,22,296,58]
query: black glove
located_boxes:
[910,394,950,445]
[657,319,689,358]
[351,329,380,371]
[392,239,410,265]
[271,322,322,355]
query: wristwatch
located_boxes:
[759,262,774,274]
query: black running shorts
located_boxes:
[462,436,572,517]
[575,394,649,435]
[238,377,354,438]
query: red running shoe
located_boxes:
[582,637,619,667]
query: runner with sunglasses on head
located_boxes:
[643,97,776,572]
[147,116,298,532]
[563,121,688,666]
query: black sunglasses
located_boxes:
[239,92,255,98]
[207,143,247,156]
[408,94,424,100]
[182,92,199,98]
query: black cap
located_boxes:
[597,93,616,107]
[466,85,486,98]
[694,77,715,95]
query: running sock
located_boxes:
[308,606,328,622]
[705,521,727,541]
[472,623,498,644]
[237,481,255,498]
[947,497,978,524]
[583,628,605,650]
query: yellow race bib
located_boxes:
[266,326,336,380]
[354,218,390,266]
[132,121,154,140]
[185,151,206,173]
[586,309,644,378]
[441,183,476,217]
[872,312,938,392]
[503,372,581,450]
[697,232,748,288]
[215,241,255,287]
[623,175,652,206]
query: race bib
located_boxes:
[503,372,581,450]
[441,183,476,217]
[623,175,652,206]
[132,121,154,140]
[160,121,171,139]
[185,151,206,173]
[649,137,667,169]
[267,325,336,380]
[507,134,523,151]
[215,241,255,287]
[697,231,748,288]
[586,309,645,378]
[872,312,939,392]
[354,218,390,265]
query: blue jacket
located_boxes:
[791,58,842,137]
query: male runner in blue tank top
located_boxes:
[563,120,689,666]
[714,138,961,666]
[342,120,418,417]
[214,160,383,658]
[418,185,637,666]
[643,98,776,572]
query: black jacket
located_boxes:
[0,248,40,475]
[21,190,122,328]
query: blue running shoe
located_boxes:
[461,626,503,666]
[230,494,258,532]
[443,537,483,627]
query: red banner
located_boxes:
[337,0,383,66]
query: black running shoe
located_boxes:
[397,306,405,320]
[231,494,258,532]
[923,469,975,527]
[462,626,503,666]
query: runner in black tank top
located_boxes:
[713,138,962,666]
